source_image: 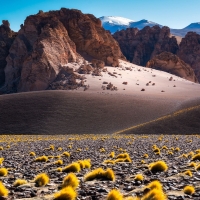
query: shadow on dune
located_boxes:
[0,90,185,134]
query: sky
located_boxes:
[1,0,200,31]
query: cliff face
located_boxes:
[113,26,179,66]
[0,20,16,87]
[4,15,78,93]
[146,52,198,83]
[177,32,200,81]
[50,8,125,66]
[2,9,125,93]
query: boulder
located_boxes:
[146,52,198,83]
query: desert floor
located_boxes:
[0,134,199,199]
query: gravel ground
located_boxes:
[0,134,200,199]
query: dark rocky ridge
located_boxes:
[114,26,200,82]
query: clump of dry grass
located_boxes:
[77,159,91,169]
[149,161,168,173]
[0,158,4,165]
[29,152,36,156]
[183,170,192,177]
[84,168,115,181]
[146,180,163,191]
[134,174,144,181]
[0,147,3,151]
[142,188,167,200]
[189,162,196,168]
[54,186,77,200]
[0,168,8,176]
[34,173,49,187]
[104,160,115,165]
[35,156,48,162]
[57,168,62,172]
[63,152,70,157]
[58,147,62,151]
[0,181,8,197]
[192,153,200,161]
[63,162,81,173]
[143,154,149,158]
[115,153,132,162]
[54,160,63,165]
[13,179,27,187]
[109,152,115,158]
[106,189,123,200]
[62,173,79,189]
[183,185,195,195]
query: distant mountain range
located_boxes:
[100,16,200,37]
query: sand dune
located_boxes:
[0,60,200,134]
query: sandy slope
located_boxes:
[0,60,200,134]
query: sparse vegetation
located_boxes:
[34,173,49,187]
[63,162,81,173]
[35,155,48,162]
[13,179,27,187]
[0,168,8,176]
[84,168,115,181]
[106,189,123,200]
[54,186,77,200]
[62,173,79,189]
[149,161,168,173]
[183,185,195,195]
[0,181,8,197]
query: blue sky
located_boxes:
[1,0,200,31]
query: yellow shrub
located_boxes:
[175,147,180,151]
[183,185,195,195]
[189,162,196,167]
[84,159,91,168]
[143,154,149,158]
[57,168,62,172]
[49,145,54,151]
[62,173,79,189]
[104,160,115,165]
[29,152,36,156]
[0,181,8,197]
[35,156,48,162]
[146,180,163,191]
[142,188,166,200]
[55,160,63,165]
[63,162,81,173]
[63,152,70,157]
[54,186,77,200]
[34,173,49,187]
[149,161,168,173]
[141,160,145,164]
[196,164,200,170]
[84,168,115,181]
[58,147,62,151]
[116,153,129,159]
[184,170,192,177]
[13,179,27,187]
[109,152,115,158]
[0,158,4,165]
[192,153,200,161]
[0,147,3,151]
[134,174,144,181]
[106,189,123,200]
[0,168,8,176]
[161,146,168,150]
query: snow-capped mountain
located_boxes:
[100,16,200,37]
[100,16,161,34]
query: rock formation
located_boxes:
[2,8,125,93]
[146,52,198,83]
[177,32,200,82]
[113,26,179,66]
[0,20,16,87]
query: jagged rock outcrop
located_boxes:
[146,52,198,83]
[49,8,125,66]
[113,26,179,66]
[177,32,200,82]
[0,20,16,87]
[3,16,78,93]
[2,8,125,93]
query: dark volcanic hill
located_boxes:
[0,8,125,93]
